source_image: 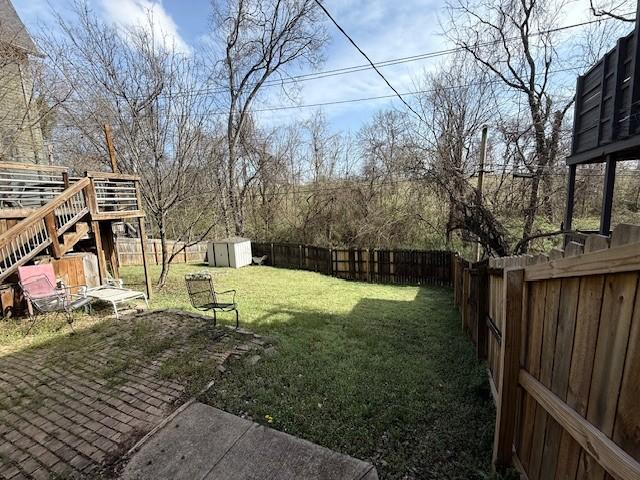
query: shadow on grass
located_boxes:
[200,286,495,480]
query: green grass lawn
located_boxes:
[121,264,495,479]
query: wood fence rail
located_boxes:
[252,242,453,286]
[116,238,208,266]
[453,223,640,479]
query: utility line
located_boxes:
[44,13,631,114]
[75,12,631,100]
[314,0,422,122]
[241,170,640,198]
[49,64,584,128]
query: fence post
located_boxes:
[492,267,524,471]
[299,244,303,269]
[476,262,489,360]
[462,264,469,331]
[270,243,275,267]
[366,249,371,282]
[329,248,333,276]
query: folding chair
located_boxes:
[18,265,93,335]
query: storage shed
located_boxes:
[207,238,252,268]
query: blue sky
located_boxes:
[11,0,457,133]
[13,0,617,133]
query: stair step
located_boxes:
[60,223,90,256]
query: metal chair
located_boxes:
[19,271,93,335]
[184,272,239,328]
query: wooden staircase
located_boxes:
[0,178,92,283]
[0,162,149,295]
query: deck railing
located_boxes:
[0,162,69,214]
[86,171,141,215]
[0,164,143,221]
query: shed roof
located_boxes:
[212,237,251,244]
[0,0,39,55]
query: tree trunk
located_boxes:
[157,217,170,288]
[521,172,542,252]
[541,172,554,222]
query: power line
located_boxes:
[95,12,632,100]
[312,0,423,122]
[49,64,585,129]
[241,169,640,198]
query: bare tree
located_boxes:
[412,57,503,251]
[589,0,635,22]
[444,0,580,249]
[43,2,219,286]
[210,0,327,235]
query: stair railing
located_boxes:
[0,178,91,282]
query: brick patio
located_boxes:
[0,311,261,479]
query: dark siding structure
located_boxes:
[565,10,640,236]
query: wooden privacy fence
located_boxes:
[454,224,640,480]
[252,242,453,286]
[116,238,208,266]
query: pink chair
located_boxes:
[18,264,92,334]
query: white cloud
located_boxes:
[99,0,191,54]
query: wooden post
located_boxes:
[44,212,62,259]
[137,217,152,300]
[563,164,576,233]
[600,156,616,235]
[473,126,488,261]
[329,248,333,276]
[492,268,525,470]
[461,265,469,331]
[366,249,371,282]
[299,244,303,269]
[85,177,106,283]
[100,220,120,279]
[91,221,108,285]
[476,262,489,360]
[103,124,119,173]
[270,243,275,267]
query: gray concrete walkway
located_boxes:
[121,402,377,480]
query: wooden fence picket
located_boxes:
[454,227,640,480]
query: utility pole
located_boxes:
[47,144,54,166]
[473,126,489,262]
[103,124,119,173]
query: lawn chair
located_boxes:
[84,274,148,320]
[184,272,239,328]
[18,264,93,335]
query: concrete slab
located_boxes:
[205,423,375,480]
[121,402,377,480]
[121,403,252,480]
